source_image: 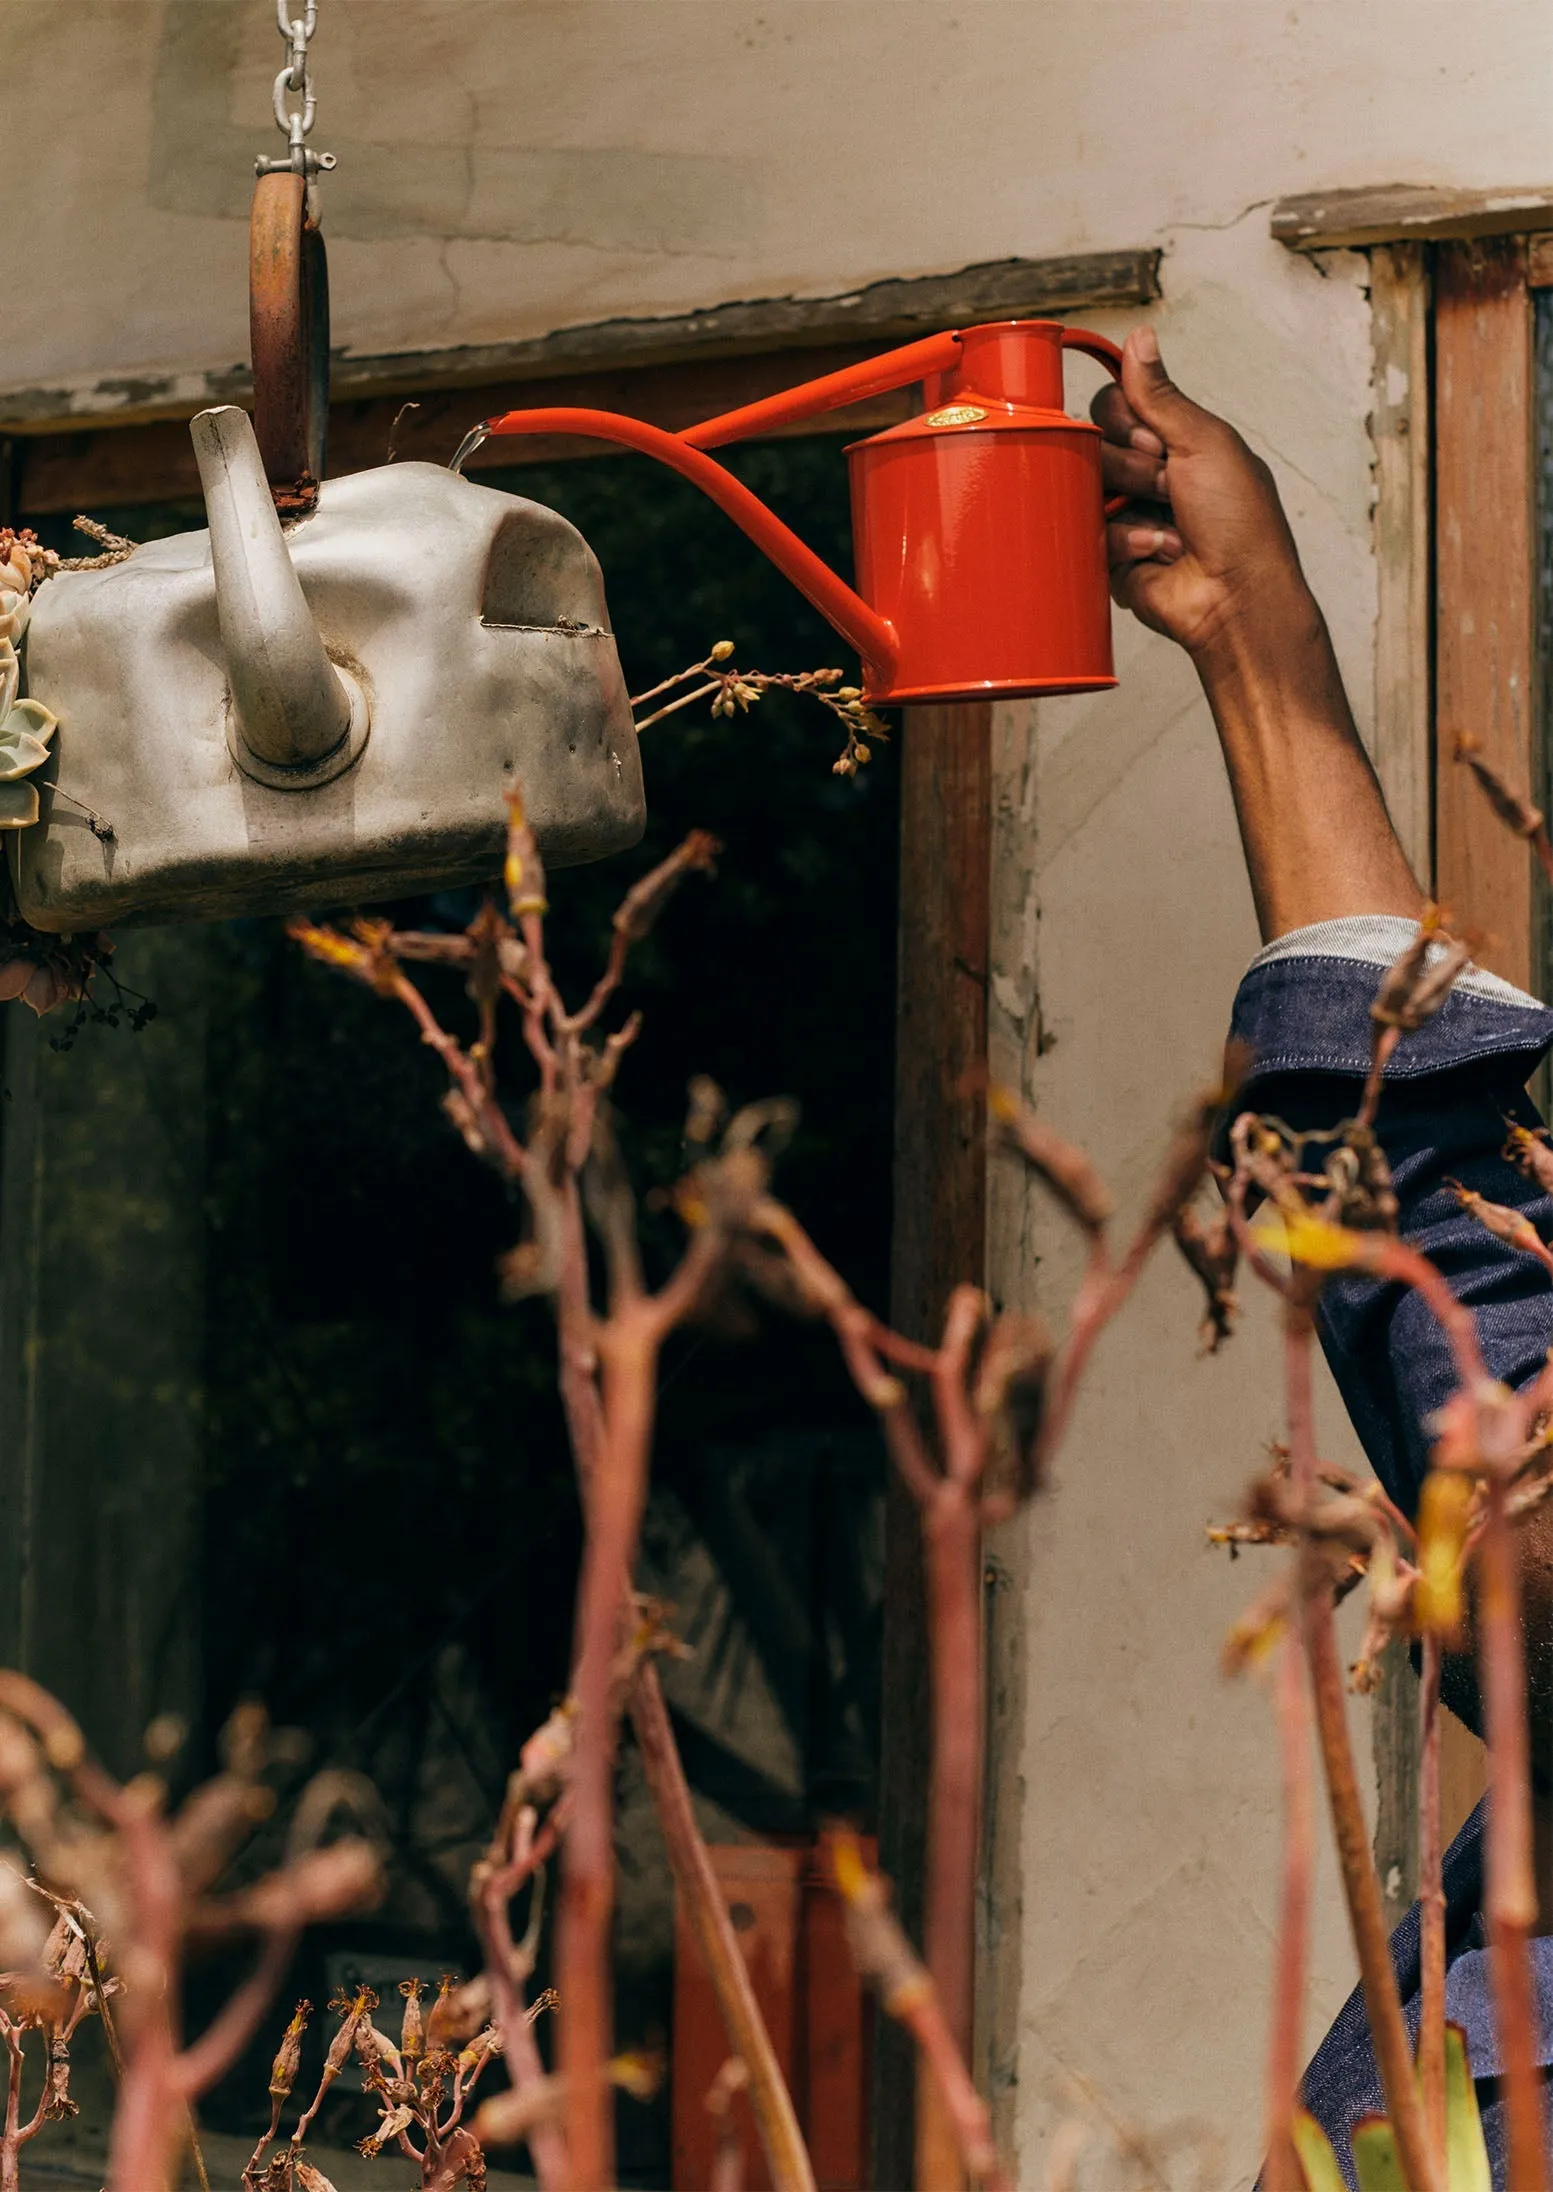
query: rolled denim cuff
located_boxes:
[1229,914,1553,1091]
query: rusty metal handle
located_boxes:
[250,169,330,510]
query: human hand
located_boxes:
[1092,327,1311,663]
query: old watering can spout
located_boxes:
[460,319,1128,706]
[192,405,364,779]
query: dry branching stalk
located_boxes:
[629,641,891,776]
[1455,734,1553,879]
[298,793,824,2192]
[290,748,1553,2192]
[0,1680,382,2192]
[244,1979,515,2192]
[828,1834,1012,2192]
[0,1886,117,2192]
[297,783,1041,2191]
[1202,851,1553,2192]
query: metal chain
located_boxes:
[255,0,337,210]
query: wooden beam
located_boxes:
[0,249,1161,438]
[1434,236,1538,987]
[1430,236,1540,1840]
[13,342,916,518]
[875,702,992,2192]
[1273,183,1553,253]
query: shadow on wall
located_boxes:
[150,0,762,254]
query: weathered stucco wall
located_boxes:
[981,227,1381,2185]
[4,2,1552,388]
[6,5,1552,2185]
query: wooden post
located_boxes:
[875,702,992,2191]
[1368,242,1433,1925]
[1434,234,1537,1837]
[1435,237,1537,983]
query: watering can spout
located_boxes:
[191,405,357,772]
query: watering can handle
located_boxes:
[250,170,330,512]
[678,331,966,452]
[1061,329,1128,520]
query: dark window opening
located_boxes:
[1,437,897,2185]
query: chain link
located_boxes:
[256,0,336,208]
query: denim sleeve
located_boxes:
[1229,917,1553,1519]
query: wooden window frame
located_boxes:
[1282,186,1553,1897]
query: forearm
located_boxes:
[1192,582,1424,942]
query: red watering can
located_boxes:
[454,319,1126,707]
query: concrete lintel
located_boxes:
[0,250,1161,437]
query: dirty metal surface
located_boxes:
[15,461,644,929]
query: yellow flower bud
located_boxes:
[1414,1469,1473,1637]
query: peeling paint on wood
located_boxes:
[1274,183,1553,252]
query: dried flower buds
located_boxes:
[971,1311,1053,1502]
[503,786,548,920]
[988,1084,1113,1232]
[611,831,721,949]
[269,1999,310,2102]
[1413,1469,1474,1641]
[1455,734,1546,841]
[1172,1205,1239,1353]
[287,919,401,998]
[1252,1206,1363,1275]
[1504,1123,1553,1198]
[398,1976,426,2062]
[1369,907,1473,1036]
[358,2102,415,2157]
[1448,1179,1553,1272]
[1138,1047,1251,1243]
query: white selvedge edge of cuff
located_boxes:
[1247,914,1546,1013]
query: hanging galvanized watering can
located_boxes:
[10,170,644,933]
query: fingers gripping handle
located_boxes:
[1062,327,1127,517]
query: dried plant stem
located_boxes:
[631,682,722,732]
[1262,1628,1313,2192]
[1285,1320,1439,2192]
[559,1240,720,2192]
[899,1983,1011,2192]
[917,1481,980,2192]
[916,1292,994,2192]
[1356,1025,1400,1133]
[1302,1598,1439,2191]
[2,2026,29,2192]
[748,1206,991,2178]
[1417,1632,1446,2178]
[472,1858,568,2191]
[1476,1479,1548,2192]
[835,1843,1012,2192]
[924,1293,990,2061]
[628,1662,815,2192]
[558,1311,660,2192]
[539,1112,801,2190]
